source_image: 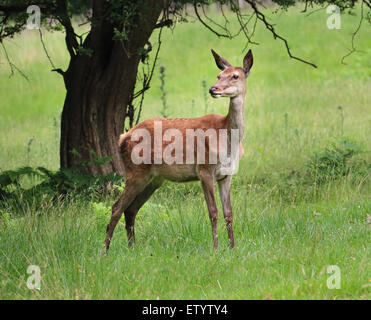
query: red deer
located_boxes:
[105,49,253,250]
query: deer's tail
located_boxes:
[118,132,130,178]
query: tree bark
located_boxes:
[60,0,163,176]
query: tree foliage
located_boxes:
[1,1,368,70]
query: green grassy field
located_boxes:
[0,5,370,299]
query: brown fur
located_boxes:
[105,49,253,251]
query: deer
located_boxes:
[105,49,253,251]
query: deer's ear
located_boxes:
[211,49,231,70]
[243,49,253,76]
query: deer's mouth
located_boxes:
[210,92,222,98]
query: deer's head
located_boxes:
[209,49,253,98]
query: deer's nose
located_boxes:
[209,87,217,94]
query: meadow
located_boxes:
[0,5,370,299]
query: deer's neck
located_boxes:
[226,94,245,142]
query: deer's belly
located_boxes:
[153,164,199,182]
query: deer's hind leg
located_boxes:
[124,177,164,247]
[105,172,152,252]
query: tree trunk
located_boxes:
[60,0,163,176]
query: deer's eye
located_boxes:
[233,74,239,79]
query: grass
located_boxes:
[0,5,370,299]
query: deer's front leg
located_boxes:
[218,175,234,248]
[199,169,218,250]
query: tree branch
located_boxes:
[154,19,173,29]
[133,25,164,126]
[341,0,365,64]
[0,40,29,81]
[193,3,231,38]
[38,28,66,77]
[55,0,79,58]
[201,4,231,37]
[243,0,318,68]
[231,1,259,46]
